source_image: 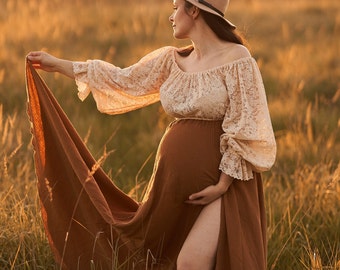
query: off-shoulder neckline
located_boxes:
[170,47,255,75]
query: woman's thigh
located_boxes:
[177,198,221,270]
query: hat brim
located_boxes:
[186,0,236,29]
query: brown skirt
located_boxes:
[26,62,266,270]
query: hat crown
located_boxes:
[185,0,235,29]
[187,0,230,16]
[211,0,229,14]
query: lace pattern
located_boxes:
[73,47,172,114]
[73,46,276,180]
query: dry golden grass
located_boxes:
[0,0,339,269]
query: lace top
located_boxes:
[73,46,276,180]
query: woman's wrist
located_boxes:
[56,59,75,79]
[216,173,233,194]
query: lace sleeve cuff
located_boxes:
[219,149,254,181]
[73,61,91,101]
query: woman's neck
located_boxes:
[190,38,233,61]
[189,20,230,60]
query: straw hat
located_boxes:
[186,0,236,28]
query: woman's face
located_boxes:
[169,0,195,39]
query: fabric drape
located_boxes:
[26,61,139,269]
[26,60,267,270]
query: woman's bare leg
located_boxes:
[177,198,221,270]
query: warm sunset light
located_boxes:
[0,0,339,269]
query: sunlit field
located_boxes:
[0,0,339,269]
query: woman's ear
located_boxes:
[190,6,200,19]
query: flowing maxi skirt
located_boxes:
[26,62,267,270]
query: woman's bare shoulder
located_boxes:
[223,44,251,63]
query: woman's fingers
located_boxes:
[185,190,205,205]
[188,191,204,201]
[27,51,42,62]
[26,51,58,72]
[185,185,220,205]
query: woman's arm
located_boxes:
[27,47,173,115]
[27,51,74,79]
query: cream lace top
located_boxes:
[73,46,276,180]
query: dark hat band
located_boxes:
[198,0,224,17]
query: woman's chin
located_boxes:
[173,32,186,40]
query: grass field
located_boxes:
[0,0,339,269]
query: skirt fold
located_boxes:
[26,62,266,270]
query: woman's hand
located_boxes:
[27,51,60,72]
[185,173,233,205]
[26,51,75,78]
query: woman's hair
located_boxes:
[178,1,247,56]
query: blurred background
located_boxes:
[0,0,339,268]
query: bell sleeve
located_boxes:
[219,58,276,180]
[72,46,173,114]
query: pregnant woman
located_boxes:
[26,0,276,269]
